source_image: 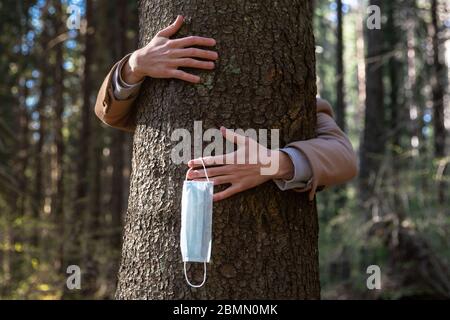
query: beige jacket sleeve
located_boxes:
[94,57,358,200]
[286,100,358,200]
[94,54,137,133]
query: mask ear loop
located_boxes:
[184,261,207,288]
[183,157,210,288]
[185,158,210,182]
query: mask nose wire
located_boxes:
[185,158,210,182]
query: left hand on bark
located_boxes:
[187,127,294,201]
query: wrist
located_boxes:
[272,150,294,180]
[122,51,145,84]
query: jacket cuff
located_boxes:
[273,147,312,191]
[112,56,144,100]
[285,141,323,201]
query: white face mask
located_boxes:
[180,159,213,288]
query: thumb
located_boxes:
[157,15,184,38]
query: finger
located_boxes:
[157,15,184,38]
[192,176,232,186]
[187,166,233,179]
[220,126,247,146]
[174,58,215,70]
[170,69,201,83]
[173,48,218,60]
[213,184,242,202]
[170,36,216,48]
[188,155,227,167]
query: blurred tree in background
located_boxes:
[0,0,449,299]
[0,0,138,299]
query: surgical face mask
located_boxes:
[180,159,213,288]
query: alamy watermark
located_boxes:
[66,265,81,290]
[367,5,381,30]
[170,122,280,176]
[66,4,81,30]
[366,265,381,290]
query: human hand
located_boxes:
[187,127,294,201]
[123,15,218,84]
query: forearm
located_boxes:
[94,54,138,132]
[96,15,218,132]
[286,112,358,200]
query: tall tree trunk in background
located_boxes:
[77,0,96,297]
[333,0,347,209]
[9,76,30,286]
[101,0,129,297]
[430,0,447,204]
[11,5,32,286]
[430,0,446,159]
[386,1,405,220]
[335,0,345,132]
[51,0,65,271]
[359,0,385,218]
[32,3,51,251]
[355,2,366,126]
[32,0,50,227]
[403,2,430,206]
[404,5,419,156]
[110,0,128,248]
[33,59,48,247]
[116,0,319,299]
[17,81,30,218]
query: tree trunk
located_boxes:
[429,0,447,204]
[51,0,66,271]
[430,0,446,159]
[78,0,97,297]
[386,1,406,221]
[335,0,345,132]
[110,0,128,248]
[102,0,130,297]
[33,32,49,246]
[75,0,94,243]
[359,0,385,218]
[333,0,347,209]
[116,0,319,299]
[17,80,30,218]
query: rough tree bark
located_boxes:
[116,0,319,299]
